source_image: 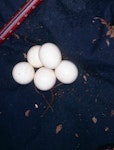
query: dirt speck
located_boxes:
[75,133,79,138]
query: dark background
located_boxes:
[0,0,114,150]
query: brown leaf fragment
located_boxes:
[25,109,30,117]
[107,28,114,38]
[106,30,112,36]
[94,17,109,27]
[92,116,97,124]
[110,31,114,38]
[101,19,108,25]
[12,33,20,39]
[56,124,63,134]
[94,17,114,38]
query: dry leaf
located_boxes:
[94,17,114,38]
[92,116,97,124]
[25,109,30,117]
[94,17,110,28]
[106,30,112,36]
[110,31,114,38]
[56,124,63,134]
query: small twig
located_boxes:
[53,82,63,89]
[24,36,37,45]
[34,86,40,94]
[41,89,55,117]
[34,86,55,117]
[12,32,20,39]
[34,83,63,117]
[41,91,54,113]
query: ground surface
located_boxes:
[0,0,114,150]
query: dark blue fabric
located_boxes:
[0,0,114,150]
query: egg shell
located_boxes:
[39,43,62,69]
[12,62,35,84]
[34,67,56,91]
[55,60,78,84]
[27,45,43,68]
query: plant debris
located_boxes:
[12,33,20,39]
[23,53,27,59]
[34,103,39,109]
[55,124,63,134]
[92,38,97,43]
[94,17,114,38]
[34,87,54,117]
[75,133,79,138]
[25,109,31,117]
[105,127,109,132]
[92,116,97,124]
[106,39,110,46]
[110,109,114,117]
[83,75,88,83]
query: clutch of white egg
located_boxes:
[12,43,78,91]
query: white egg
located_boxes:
[12,62,35,84]
[39,43,62,69]
[55,60,78,84]
[34,67,56,91]
[27,45,43,68]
